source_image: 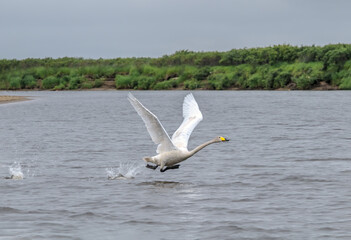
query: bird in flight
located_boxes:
[128,93,229,172]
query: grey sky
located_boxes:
[1,0,351,59]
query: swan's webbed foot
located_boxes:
[146,164,158,170]
[160,164,180,172]
[169,164,180,170]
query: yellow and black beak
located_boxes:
[220,137,230,142]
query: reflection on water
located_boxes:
[137,181,185,188]
[0,91,351,240]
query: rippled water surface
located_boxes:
[1,91,351,240]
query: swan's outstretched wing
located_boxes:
[128,93,175,154]
[172,93,203,150]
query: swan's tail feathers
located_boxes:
[143,157,159,166]
[143,157,153,163]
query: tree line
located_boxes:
[1,44,351,90]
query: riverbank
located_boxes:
[1,44,351,90]
[0,96,29,104]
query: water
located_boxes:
[1,90,351,240]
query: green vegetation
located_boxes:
[1,44,351,90]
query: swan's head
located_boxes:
[215,136,229,142]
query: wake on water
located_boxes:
[106,162,141,180]
[4,150,141,181]
[4,160,140,180]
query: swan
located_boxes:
[128,92,229,172]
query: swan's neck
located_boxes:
[189,139,217,157]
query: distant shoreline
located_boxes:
[0,80,339,92]
[0,96,29,104]
[1,44,351,91]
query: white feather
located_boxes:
[128,92,227,172]
[128,93,175,154]
[171,93,203,150]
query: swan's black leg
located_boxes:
[146,164,158,170]
[168,164,180,170]
[160,164,180,172]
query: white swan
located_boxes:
[128,93,229,172]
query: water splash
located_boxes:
[8,162,24,180]
[106,162,141,180]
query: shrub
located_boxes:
[343,60,351,70]
[115,75,137,89]
[154,68,167,81]
[291,74,315,90]
[129,66,140,77]
[287,62,323,89]
[53,83,66,90]
[9,76,21,90]
[136,76,156,90]
[273,70,291,88]
[68,76,84,89]
[21,75,37,89]
[60,75,70,84]
[340,76,351,90]
[34,67,54,79]
[193,67,211,81]
[94,78,104,88]
[298,46,322,62]
[234,64,254,88]
[323,47,351,69]
[142,65,158,76]
[142,65,167,81]
[42,76,60,89]
[178,66,197,83]
[0,79,7,90]
[56,67,71,77]
[165,66,182,80]
[339,76,351,90]
[69,69,79,78]
[0,74,8,89]
[208,73,233,90]
[101,66,116,77]
[114,65,131,75]
[247,73,263,89]
[184,79,201,90]
[81,81,94,89]
[153,79,178,90]
[83,65,113,78]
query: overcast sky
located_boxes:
[1,0,351,59]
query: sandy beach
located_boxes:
[0,96,29,104]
